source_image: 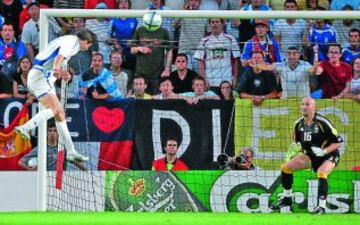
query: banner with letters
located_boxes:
[235,99,360,170]
[105,170,360,213]
[132,100,235,170]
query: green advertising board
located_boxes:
[105,170,360,213]
[234,99,360,170]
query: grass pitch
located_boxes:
[0,212,359,225]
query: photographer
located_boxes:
[217,146,258,170]
[232,147,257,170]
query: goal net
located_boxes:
[38,9,360,213]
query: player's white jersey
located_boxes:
[33,35,80,71]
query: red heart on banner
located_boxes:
[92,107,125,133]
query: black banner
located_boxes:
[133,100,234,170]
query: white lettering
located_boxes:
[252,107,289,160]
[152,110,190,160]
[212,109,221,161]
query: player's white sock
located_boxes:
[319,199,326,208]
[22,108,54,131]
[55,120,76,153]
[284,189,292,197]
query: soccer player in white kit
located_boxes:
[15,29,93,162]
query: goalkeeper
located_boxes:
[271,97,343,214]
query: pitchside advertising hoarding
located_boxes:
[105,171,360,213]
[1,98,360,170]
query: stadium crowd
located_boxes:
[0,0,359,105]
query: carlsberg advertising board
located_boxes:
[105,170,360,213]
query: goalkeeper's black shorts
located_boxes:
[307,150,340,172]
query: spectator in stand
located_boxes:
[169,53,198,94]
[0,22,27,72]
[342,28,360,64]
[273,0,306,57]
[126,76,152,99]
[141,0,174,40]
[0,0,23,37]
[253,46,317,99]
[81,52,123,101]
[19,0,49,32]
[345,57,360,102]
[18,121,86,171]
[152,136,188,171]
[108,0,138,75]
[152,77,181,100]
[21,1,40,60]
[130,12,172,95]
[219,0,241,41]
[84,0,116,9]
[53,0,85,34]
[85,2,113,66]
[238,0,273,50]
[332,5,360,49]
[237,51,278,106]
[242,19,282,67]
[330,0,360,10]
[173,0,208,72]
[180,76,220,100]
[12,56,35,104]
[302,7,337,62]
[194,18,240,89]
[219,80,238,100]
[109,50,129,96]
[297,0,329,10]
[315,43,352,99]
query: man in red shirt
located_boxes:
[152,137,188,171]
[316,43,352,99]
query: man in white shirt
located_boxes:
[194,18,240,88]
[273,0,306,56]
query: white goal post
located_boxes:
[37,9,360,211]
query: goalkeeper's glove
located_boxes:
[311,146,327,157]
[285,142,302,162]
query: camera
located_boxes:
[217,153,247,170]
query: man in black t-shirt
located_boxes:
[271,97,343,214]
[169,53,198,94]
[236,51,278,106]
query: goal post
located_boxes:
[37,9,360,212]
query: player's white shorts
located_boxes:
[27,66,57,99]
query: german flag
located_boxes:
[0,105,32,170]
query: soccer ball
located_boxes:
[27,157,38,168]
[143,12,162,32]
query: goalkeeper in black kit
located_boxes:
[271,97,343,214]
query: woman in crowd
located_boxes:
[345,57,360,102]
[12,56,35,104]
[219,80,237,100]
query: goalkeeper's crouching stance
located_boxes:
[271,97,343,214]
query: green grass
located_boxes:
[0,212,359,225]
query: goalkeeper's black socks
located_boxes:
[318,178,328,208]
[281,171,293,190]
